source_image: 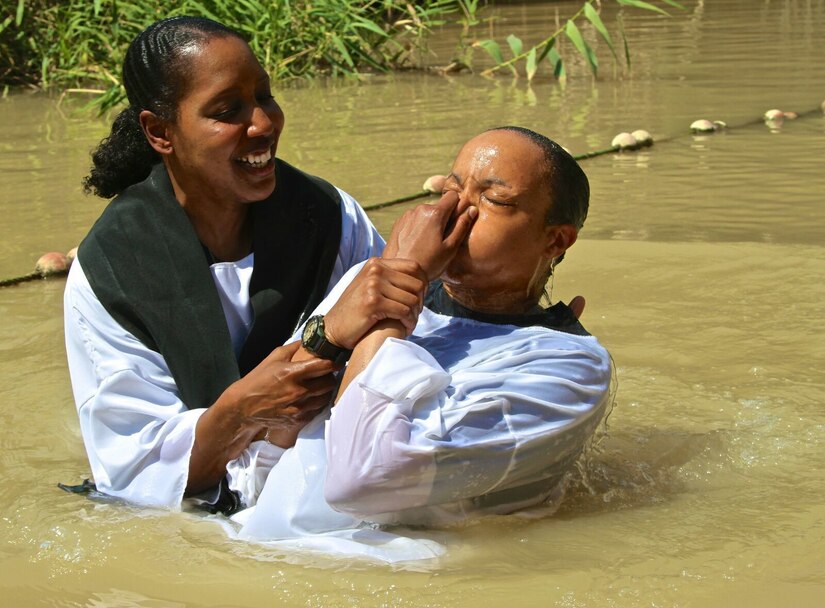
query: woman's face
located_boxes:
[441,130,575,310]
[161,35,285,208]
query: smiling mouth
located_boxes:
[236,148,272,168]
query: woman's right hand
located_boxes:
[233,340,339,427]
[188,341,337,494]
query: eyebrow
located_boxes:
[448,172,511,188]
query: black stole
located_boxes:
[78,160,342,411]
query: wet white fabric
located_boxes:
[64,189,383,510]
[230,412,446,562]
[232,262,612,561]
[210,254,254,358]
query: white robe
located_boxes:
[63,188,383,510]
[229,263,613,561]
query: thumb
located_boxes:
[567,296,586,319]
[443,205,477,250]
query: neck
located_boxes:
[167,169,252,263]
[441,282,541,315]
[191,205,251,262]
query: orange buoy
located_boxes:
[35,252,70,277]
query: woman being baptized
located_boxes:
[226,126,613,561]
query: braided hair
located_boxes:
[83,17,243,199]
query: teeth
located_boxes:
[238,149,272,167]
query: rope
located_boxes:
[0,272,41,288]
[361,105,823,211]
[1,106,820,289]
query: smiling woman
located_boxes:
[64,16,428,513]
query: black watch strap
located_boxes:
[301,315,351,364]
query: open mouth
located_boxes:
[236,148,273,169]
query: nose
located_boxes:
[247,103,281,138]
[456,186,478,214]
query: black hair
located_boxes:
[83,17,243,199]
[487,126,589,231]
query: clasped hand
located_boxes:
[324,190,477,349]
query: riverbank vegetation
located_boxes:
[1,0,681,111]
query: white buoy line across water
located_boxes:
[1,102,823,288]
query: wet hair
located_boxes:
[83,17,244,199]
[487,126,589,230]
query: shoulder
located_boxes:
[415,310,612,384]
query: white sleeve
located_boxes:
[64,259,207,510]
[323,335,612,518]
[327,188,384,295]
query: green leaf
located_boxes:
[183,1,222,23]
[331,34,355,67]
[659,0,687,9]
[537,37,555,63]
[548,47,565,79]
[616,0,670,16]
[0,15,12,35]
[565,20,598,76]
[618,15,632,68]
[15,0,24,26]
[351,19,388,38]
[584,3,616,60]
[93,0,102,17]
[506,34,523,58]
[525,46,537,81]
[475,39,504,64]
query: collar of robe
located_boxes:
[425,281,591,336]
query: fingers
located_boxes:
[300,371,339,397]
[568,295,586,319]
[434,189,460,213]
[270,340,302,360]
[442,204,477,250]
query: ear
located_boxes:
[139,110,174,156]
[543,224,578,261]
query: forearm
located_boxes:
[187,384,263,495]
[334,319,406,402]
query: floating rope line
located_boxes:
[0,252,72,289]
[0,272,41,288]
[2,105,822,289]
[361,104,824,211]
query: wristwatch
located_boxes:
[301,315,351,364]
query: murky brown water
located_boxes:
[2,1,824,606]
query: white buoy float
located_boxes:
[690,119,727,133]
[422,175,447,194]
[630,129,653,147]
[690,119,717,133]
[611,132,638,150]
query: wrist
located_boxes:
[301,314,352,364]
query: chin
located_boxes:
[243,180,277,203]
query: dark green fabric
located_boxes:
[78,160,342,411]
[425,280,591,336]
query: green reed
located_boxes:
[1,0,461,110]
[1,0,685,113]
